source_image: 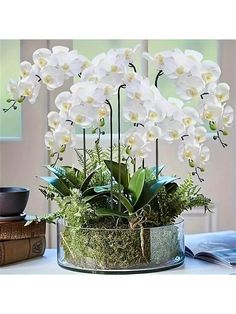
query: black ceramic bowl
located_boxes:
[0,187,30,217]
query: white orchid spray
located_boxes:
[4,45,234,182]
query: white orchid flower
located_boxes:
[116,45,140,65]
[200,60,221,84]
[178,140,200,164]
[20,61,33,79]
[71,81,101,106]
[47,111,67,129]
[208,82,230,103]
[143,50,172,72]
[222,105,234,128]
[95,104,109,121]
[144,123,162,142]
[33,48,55,69]
[69,105,95,128]
[187,126,207,144]
[133,144,152,159]
[164,48,194,79]
[184,49,203,63]
[161,120,185,142]
[40,65,64,90]
[123,128,145,152]
[55,91,72,112]
[176,75,205,100]
[123,101,147,124]
[54,126,73,147]
[199,145,210,165]
[44,131,60,153]
[18,79,41,104]
[126,75,152,102]
[7,79,20,100]
[174,106,201,128]
[200,95,223,124]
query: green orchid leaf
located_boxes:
[94,183,123,193]
[61,166,81,187]
[128,168,145,205]
[104,160,129,190]
[95,208,129,219]
[158,176,178,184]
[112,191,134,214]
[134,179,165,210]
[81,170,96,193]
[165,182,178,193]
[82,187,95,197]
[38,176,71,196]
[46,166,75,189]
[149,165,165,177]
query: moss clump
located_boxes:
[59,222,183,270]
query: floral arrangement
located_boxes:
[3,44,233,271]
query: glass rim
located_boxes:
[57,216,184,231]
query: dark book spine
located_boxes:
[0,221,46,240]
[0,236,46,266]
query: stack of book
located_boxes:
[0,217,46,266]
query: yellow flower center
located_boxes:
[63,135,71,144]
[38,57,47,68]
[111,65,118,73]
[104,85,113,96]
[81,60,90,70]
[146,131,155,142]
[148,111,158,121]
[183,117,193,127]
[154,54,164,66]
[134,92,141,100]
[75,115,85,124]
[170,130,179,140]
[44,75,54,85]
[129,112,139,123]
[63,102,71,111]
[176,66,185,76]
[86,96,94,105]
[23,88,33,97]
[126,73,135,82]
[98,107,107,118]
[62,63,70,71]
[202,72,213,84]
[195,135,204,143]
[127,136,136,146]
[21,70,30,78]
[204,110,213,120]
[124,49,132,60]
[186,87,198,98]
[184,150,193,159]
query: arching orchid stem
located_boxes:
[200,92,209,100]
[105,99,114,209]
[66,119,74,125]
[181,134,189,141]
[82,128,87,178]
[155,70,164,88]
[35,74,41,82]
[51,152,63,167]
[117,84,126,210]
[95,128,105,144]
[3,101,17,113]
[213,131,228,148]
[128,63,137,73]
[192,167,204,183]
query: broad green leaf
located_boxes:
[83,194,108,203]
[94,183,123,193]
[61,166,81,187]
[112,191,134,214]
[149,165,165,177]
[104,160,129,190]
[134,179,165,210]
[165,182,178,193]
[128,168,145,205]
[38,176,71,196]
[46,166,75,189]
[158,176,178,184]
[82,187,95,197]
[81,170,96,193]
[95,208,129,219]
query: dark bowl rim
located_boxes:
[0,187,30,193]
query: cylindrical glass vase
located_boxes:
[57,217,184,274]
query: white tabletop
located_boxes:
[1,234,235,275]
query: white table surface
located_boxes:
[0,235,235,275]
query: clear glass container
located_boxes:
[57,217,185,274]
